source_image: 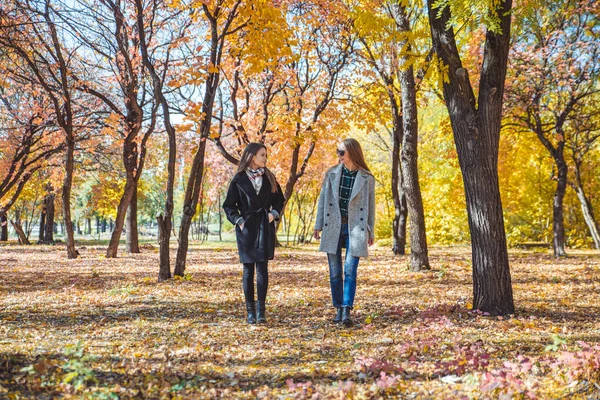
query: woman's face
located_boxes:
[337,143,349,165]
[251,147,268,169]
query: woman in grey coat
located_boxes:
[313,138,375,326]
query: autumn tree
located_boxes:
[173,0,256,277]
[0,0,90,258]
[132,0,192,280]
[506,0,600,255]
[352,0,430,270]
[51,0,162,257]
[427,0,514,314]
[206,1,356,251]
[0,84,63,218]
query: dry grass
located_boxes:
[0,242,599,398]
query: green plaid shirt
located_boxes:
[339,165,358,218]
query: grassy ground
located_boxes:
[0,242,599,399]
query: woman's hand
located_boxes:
[368,237,374,246]
[313,229,321,240]
[268,213,274,223]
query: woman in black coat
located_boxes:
[222,143,285,324]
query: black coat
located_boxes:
[223,171,285,263]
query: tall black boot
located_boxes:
[256,301,267,324]
[245,302,256,324]
[341,307,353,327]
[334,307,343,324]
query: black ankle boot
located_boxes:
[334,307,343,324]
[245,302,256,324]
[256,301,266,324]
[341,307,353,327]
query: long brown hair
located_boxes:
[236,142,279,193]
[342,138,371,173]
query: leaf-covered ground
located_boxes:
[1,243,599,399]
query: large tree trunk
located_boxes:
[398,12,430,270]
[44,192,55,243]
[552,154,568,256]
[428,0,514,315]
[126,183,140,253]
[391,125,407,255]
[63,138,78,259]
[0,213,8,241]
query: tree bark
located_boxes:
[391,124,407,255]
[63,137,78,258]
[126,181,140,253]
[397,6,429,270]
[428,0,514,315]
[0,213,8,241]
[552,154,568,256]
[43,192,55,243]
[398,58,429,266]
[38,199,46,243]
[106,139,138,258]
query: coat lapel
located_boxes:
[328,164,343,201]
[236,172,258,201]
[349,170,367,202]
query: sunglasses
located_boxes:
[336,149,345,156]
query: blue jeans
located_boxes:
[327,223,360,309]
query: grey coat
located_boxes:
[314,164,375,257]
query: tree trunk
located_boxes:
[96,215,100,235]
[38,199,46,243]
[398,15,430,270]
[106,139,138,258]
[392,122,408,255]
[44,193,55,243]
[174,41,222,276]
[571,162,600,249]
[428,0,514,315]
[552,155,568,256]
[0,213,8,241]
[63,138,78,258]
[10,218,30,245]
[126,183,140,253]
[175,139,209,276]
[573,185,600,249]
[218,192,223,241]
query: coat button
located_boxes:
[327,213,330,216]
[325,223,328,227]
[360,218,363,221]
[360,208,363,211]
[361,228,365,231]
[329,203,333,206]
